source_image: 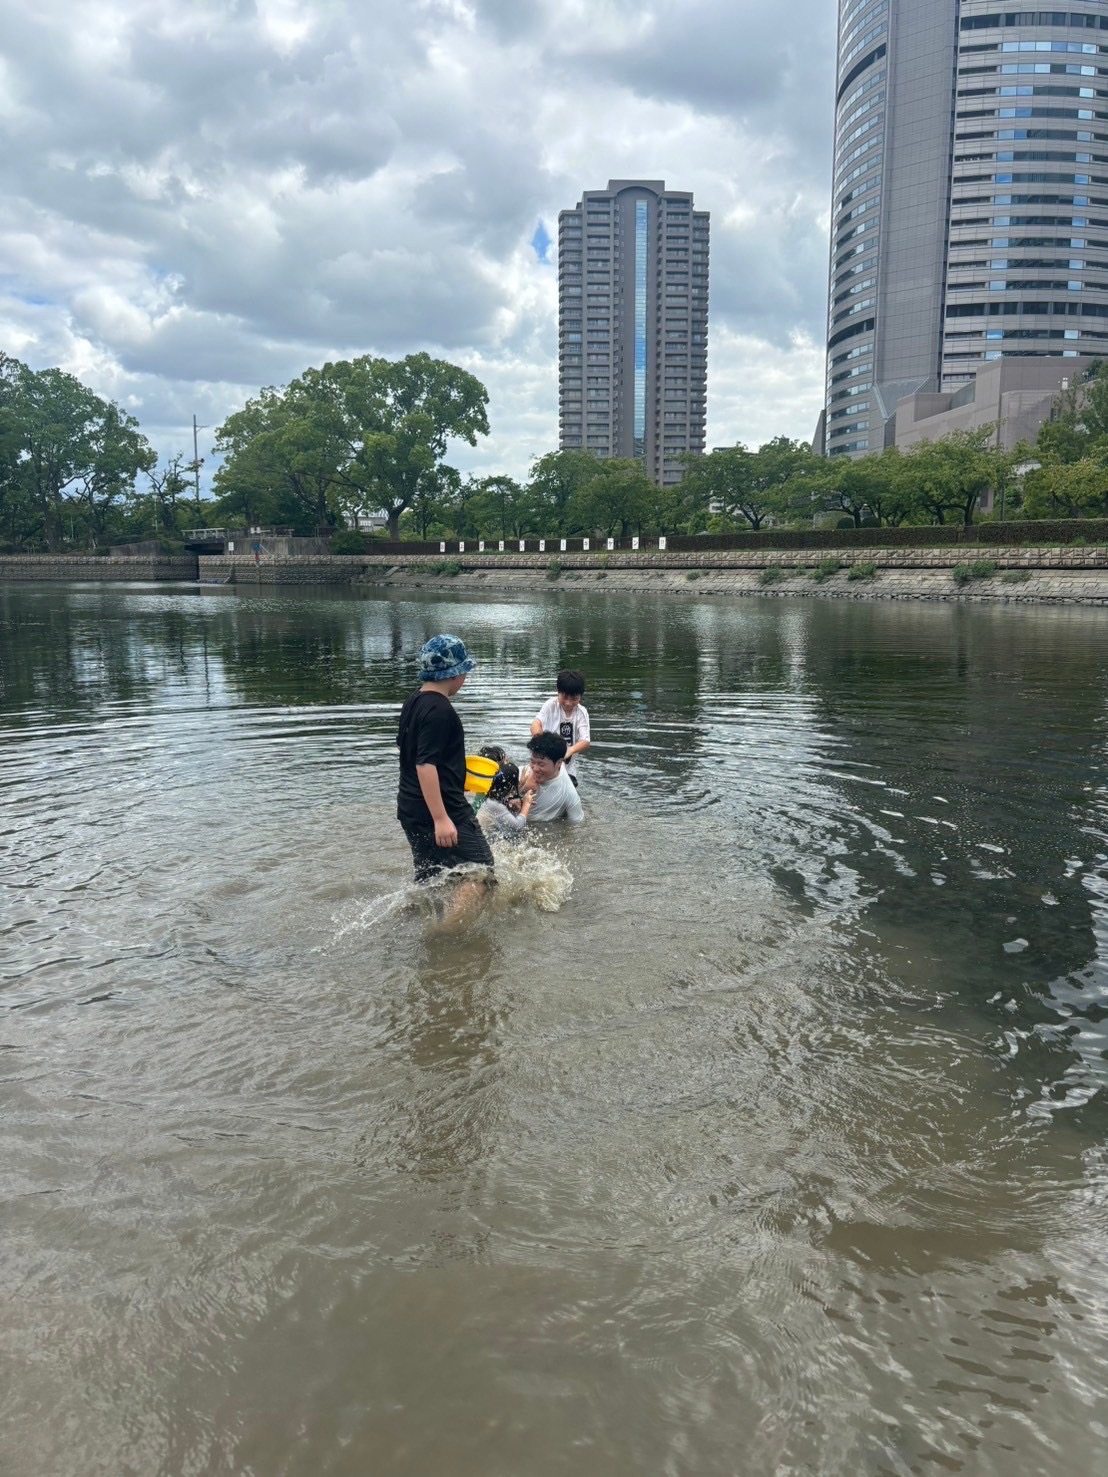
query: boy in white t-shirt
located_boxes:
[520,733,584,823]
[530,669,590,786]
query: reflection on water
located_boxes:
[2,580,1108,1476]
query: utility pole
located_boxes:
[192,415,206,517]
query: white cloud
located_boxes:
[0,0,834,484]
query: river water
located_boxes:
[2,580,1107,1476]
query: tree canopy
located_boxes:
[11,345,1108,554]
[676,438,824,530]
[213,353,490,540]
[0,354,155,551]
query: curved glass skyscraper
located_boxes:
[823,1,1108,457]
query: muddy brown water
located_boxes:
[2,581,1107,1476]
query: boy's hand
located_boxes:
[434,817,458,848]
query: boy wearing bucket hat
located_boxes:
[396,635,494,887]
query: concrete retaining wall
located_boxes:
[195,547,1108,605]
[1,554,199,583]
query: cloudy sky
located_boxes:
[0,0,835,486]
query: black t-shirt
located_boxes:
[395,689,471,827]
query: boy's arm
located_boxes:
[530,697,553,737]
[415,764,457,847]
[565,707,591,760]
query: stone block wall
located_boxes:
[351,545,1108,573]
[1,555,199,582]
[192,547,1108,606]
[203,555,367,584]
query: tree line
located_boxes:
[4,348,1108,554]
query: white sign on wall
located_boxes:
[228,541,235,553]
[498,541,505,552]
[658,536,667,550]
[458,541,465,553]
[632,536,639,550]
[519,540,526,552]
[560,539,567,552]
[440,542,446,553]
[583,538,590,551]
[607,537,615,551]
[479,541,485,552]
[539,539,546,552]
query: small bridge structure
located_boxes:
[182,527,294,555]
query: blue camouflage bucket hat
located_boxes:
[418,633,477,683]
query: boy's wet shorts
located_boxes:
[401,815,495,883]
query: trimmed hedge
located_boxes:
[359,519,1108,558]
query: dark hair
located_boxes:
[556,669,585,698]
[528,731,567,764]
[488,761,520,802]
[478,744,509,766]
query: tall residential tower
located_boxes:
[558,180,709,485]
[823,1,1108,457]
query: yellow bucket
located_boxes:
[464,754,499,795]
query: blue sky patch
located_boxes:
[531,220,551,263]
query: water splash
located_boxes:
[330,885,419,941]
[490,839,574,913]
[329,841,573,942]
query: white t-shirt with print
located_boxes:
[522,765,584,823]
[534,697,591,776]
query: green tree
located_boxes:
[897,430,1008,526]
[71,402,155,546]
[562,459,655,537]
[213,370,351,533]
[1027,362,1108,472]
[440,474,484,540]
[750,437,826,518]
[336,353,490,539]
[863,448,915,527]
[468,474,534,540]
[677,445,760,527]
[526,449,604,534]
[808,448,914,528]
[680,438,824,530]
[1035,415,1092,468]
[0,359,152,551]
[1022,456,1108,519]
[145,454,194,536]
[403,463,461,540]
[826,455,882,527]
[0,354,36,547]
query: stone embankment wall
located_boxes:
[203,555,367,585]
[1,555,199,583]
[198,547,1108,606]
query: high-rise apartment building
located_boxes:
[822,1,1108,458]
[558,180,709,485]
